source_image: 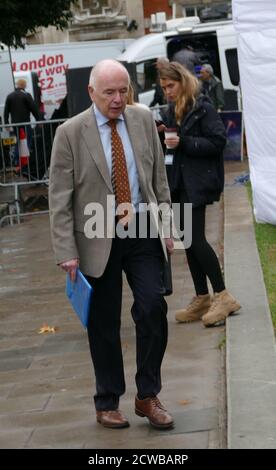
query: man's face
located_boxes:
[200,69,211,81]
[88,68,129,119]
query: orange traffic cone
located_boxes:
[18,128,30,168]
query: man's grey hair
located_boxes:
[89,59,130,88]
[201,64,214,75]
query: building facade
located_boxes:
[143,1,231,29]
[27,0,145,44]
[26,0,231,44]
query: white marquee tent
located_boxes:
[232,0,276,223]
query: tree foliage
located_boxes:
[0,0,78,48]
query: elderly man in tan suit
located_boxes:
[49,59,174,430]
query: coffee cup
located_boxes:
[164,127,177,148]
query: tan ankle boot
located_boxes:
[202,289,241,327]
[175,294,211,323]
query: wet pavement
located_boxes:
[1,159,275,450]
[0,176,229,449]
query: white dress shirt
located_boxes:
[93,104,144,212]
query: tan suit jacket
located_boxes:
[49,105,171,277]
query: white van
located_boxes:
[118,20,239,109]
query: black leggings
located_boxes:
[172,190,225,296]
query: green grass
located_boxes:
[217,335,226,350]
[247,183,276,332]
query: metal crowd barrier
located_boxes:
[149,103,168,120]
[0,105,169,227]
[0,119,65,226]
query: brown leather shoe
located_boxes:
[96,410,129,429]
[135,396,174,429]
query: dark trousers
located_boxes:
[86,218,168,411]
[172,190,225,296]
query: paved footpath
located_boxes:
[0,165,247,449]
[224,162,276,449]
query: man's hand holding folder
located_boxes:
[60,258,79,281]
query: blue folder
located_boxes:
[65,269,93,328]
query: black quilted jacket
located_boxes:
[163,95,226,207]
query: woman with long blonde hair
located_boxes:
[159,62,241,327]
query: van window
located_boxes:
[225,48,240,86]
[136,59,157,93]
[167,32,222,79]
